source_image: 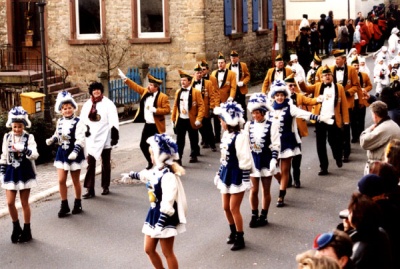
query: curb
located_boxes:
[0,166,102,218]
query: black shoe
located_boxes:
[343,157,350,163]
[226,232,236,244]
[287,180,293,188]
[189,156,198,163]
[202,144,210,149]
[19,224,32,243]
[257,217,269,227]
[318,170,329,176]
[101,188,110,195]
[71,199,82,215]
[211,147,217,152]
[231,232,245,251]
[336,159,343,168]
[276,197,285,207]
[58,200,71,218]
[82,189,95,199]
[146,163,153,170]
[351,139,359,144]
[294,179,301,188]
[11,220,22,243]
[249,216,259,228]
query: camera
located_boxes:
[339,209,349,219]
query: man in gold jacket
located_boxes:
[118,69,170,169]
[227,50,250,120]
[299,65,349,176]
[172,70,205,164]
[211,52,237,143]
[261,54,293,94]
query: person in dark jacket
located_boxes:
[318,14,329,55]
[326,11,337,55]
[347,19,355,52]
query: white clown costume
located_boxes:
[0,107,38,190]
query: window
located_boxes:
[224,0,248,36]
[69,0,107,44]
[252,0,272,32]
[130,0,171,43]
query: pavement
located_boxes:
[0,53,355,218]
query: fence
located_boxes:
[109,67,167,105]
[0,88,24,113]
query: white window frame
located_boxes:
[137,0,165,38]
[231,0,237,34]
[75,0,103,40]
[258,0,263,30]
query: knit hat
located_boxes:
[270,79,290,97]
[146,134,179,169]
[6,106,31,128]
[247,93,269,112]
[213,101,245,127]
[54,90,77,114]
[358,174,386,197]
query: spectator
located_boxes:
[326,11,337,55]
[347,19,355,52]
[360,101,400,175]
[353,25,362,54]
[384,138,400,178]
[296,250,341,269]
[355,12,362,27]
[299,14,310,32]
[318,14,329,55]
[380,81,400,126]
[359,18,371,55]
[310,22,320,56]
[337,19,350,52]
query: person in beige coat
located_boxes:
[171,70,205,164]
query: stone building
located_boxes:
[0,0,284,96]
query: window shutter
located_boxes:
[224,0,233,35]
[268,0,273,29]
[242,0,248,33]
[252,0,259,31]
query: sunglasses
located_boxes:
[288,84,296,88]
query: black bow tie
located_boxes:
[193,81,201,85]
[143,92,154,99]
[276,69,283,72]
[324,83,332,87]
[336,67,344,71]
[232,64,238,67]
[181,88,188,92]
[218,70,225,73]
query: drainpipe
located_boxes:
[282,0,286,54]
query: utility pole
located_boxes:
[37,0,51,122]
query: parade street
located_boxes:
[0,56,375,268]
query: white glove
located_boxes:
[121,173,133,183]
[152,226,163,238]
[316,95,324,103]
[46,138,54,146]
[237,81,244,87]
[13,143,25,152]
[68,152,78,160]
[118,68,127,81]
[214,173,220,186]
[319,114,334,125]
[149,107,157,113]
[227,97,234,102]
[269,158,277,174]
[195,120,201,127]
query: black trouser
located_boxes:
[289,153,302,184]
[199,117,216,148]
[84,148,111,190]
[140,123,159,165]
[213,114,221,143]
[350,100,366,142]
[176,118,200,160]
[343,108,352,159]
[315,121,343,171]
[235,90,247,122]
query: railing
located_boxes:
[0,44,41,72]
[109,67,167,105]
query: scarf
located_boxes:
[88,95,103,121]
[272,98,289,110]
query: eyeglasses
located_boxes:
[288,84,296,88]
[313,232,334,250]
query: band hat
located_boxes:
[193,63,202,72]
[230,50,239,57]
[332,49,346,57]
[178,69,193,79]
[270,79,290,97]
[247,93,269,112]
[6,106,31,128]
[290,54,298,61]
[313,53,322,65]
[213,101,245,127]
[322,65,332,74]
[284,73,295,83]
[351,56,359,65]
[147,73,163,85]
[275,54,283,61]
[146,134,179,169]
[200,60,209,67]
[217,52,225,60]
[54,90,78,114]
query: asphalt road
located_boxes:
[0,57,376,268]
